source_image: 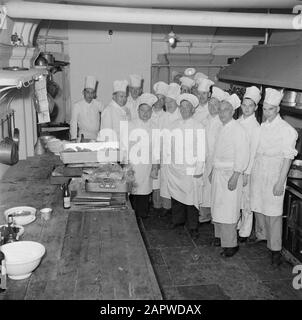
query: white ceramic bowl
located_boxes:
[4,206,36,226]
[0,224,24,240]
[0,241,46,280]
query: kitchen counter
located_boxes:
[0,154,162,300]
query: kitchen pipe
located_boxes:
[2,1,302,30]
[52,0,301,10]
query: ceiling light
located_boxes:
[168,30,178,48]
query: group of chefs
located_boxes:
[69,69,298,266]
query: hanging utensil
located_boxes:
[0,116,18,165]
[12,111,19,148]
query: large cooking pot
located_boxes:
[0,117,18,165]
[41,52,54,66]
[282,90,297,107]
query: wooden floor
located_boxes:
[0,154,162,300]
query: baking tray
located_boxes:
[85,179,128,193]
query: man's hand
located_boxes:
[228,172,240,191]
[242,174,249,187]
[273,181,285,196]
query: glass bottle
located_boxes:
[63,183,71,209]
[6,215,15,243]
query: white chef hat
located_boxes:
[113,80,128,93]
[264,88,284,106]
[166,83,181,100]
[211,87,229,101]
[184,67,196,77]
[244,86,262,105]
[179,76,195,89]
[224,93,241,110]
[194,72,208,84]
[137,93,158,108]
[197,78,214,93]
[176,93,199,108]
[153,81,169,96]
[84,75,97,90]
[129,74,143,87]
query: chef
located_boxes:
[98,79,130,143]
[193,78,214,126]
[236,86,261,243]
[155,83,182,215]
[69,76,104,141]
[199,87,228,224]
[125,74,143,121]
[191,72,208,96]
[167,93,205,239]
[211,94,249,257]
[127,93,157,219]
[250,88,298,267]
[151,81,169,211]
[179,76,195,94]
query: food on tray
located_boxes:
[11,210,33,217]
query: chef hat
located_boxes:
[184,67,196,77]
[166,83,181,100]
[224,93,241,110]
[179,76,195,89]
[129,74,143,87]
[137,93,158,108]
[194,72,208,84]
[84,75,97,90]
[113,80,128,93]
[176,93,199,108]
[244,86,262,105]
[211,87,229,101]
[197,78,214,92]
[153,81,169,96]
[264,88,284,106]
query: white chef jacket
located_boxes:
[211,119,249,224]
[201,115,222,207]
[98,100,131,142]
[150,109,165,189]
[250,114,298,217]
[125,95,139,121]
[69,99,104,140]
[192,103,209,126]
[127,118,153,195]
[167,117,205,209]
[156,108,182,199]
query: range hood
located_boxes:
[218,41,302,90]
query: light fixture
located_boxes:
[168,29,178,49]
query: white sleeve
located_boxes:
[234,126,249,173]
[245,126,260,175]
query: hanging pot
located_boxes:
[0,117,18,165]
[12,112,19,148]
[282,90,297,107]
[41,52,55,66]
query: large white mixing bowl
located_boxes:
[0,241,46,280]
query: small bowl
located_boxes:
[4,206,36,226]
[0,241,46,280]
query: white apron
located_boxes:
[211,164,243,224]
[250,155,285,217]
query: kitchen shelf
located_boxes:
[280,105,302,118]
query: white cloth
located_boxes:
[193,103,209,126]
[125,95,139,121]
[211,119,249,224]
[70,99,104,140]
[137,93,157,107]
[129,74,142,87]
[212,87,229,101]
[153,81,169,96]
[180,76,195,89]
[236,114,260,237]
[127,118,153,195]
[176,93,199,108]
[201,115,222,207]
[197,79,214,92]
[98,99,130,142]
[224,93,241,110]
[157,108,182,199]
[166,83,181,100]
[167,118,205,209]
[250,114,298,217]
[113,80,128,93]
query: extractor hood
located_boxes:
[218,37,302,90]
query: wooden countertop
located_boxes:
[0,154,162,300]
